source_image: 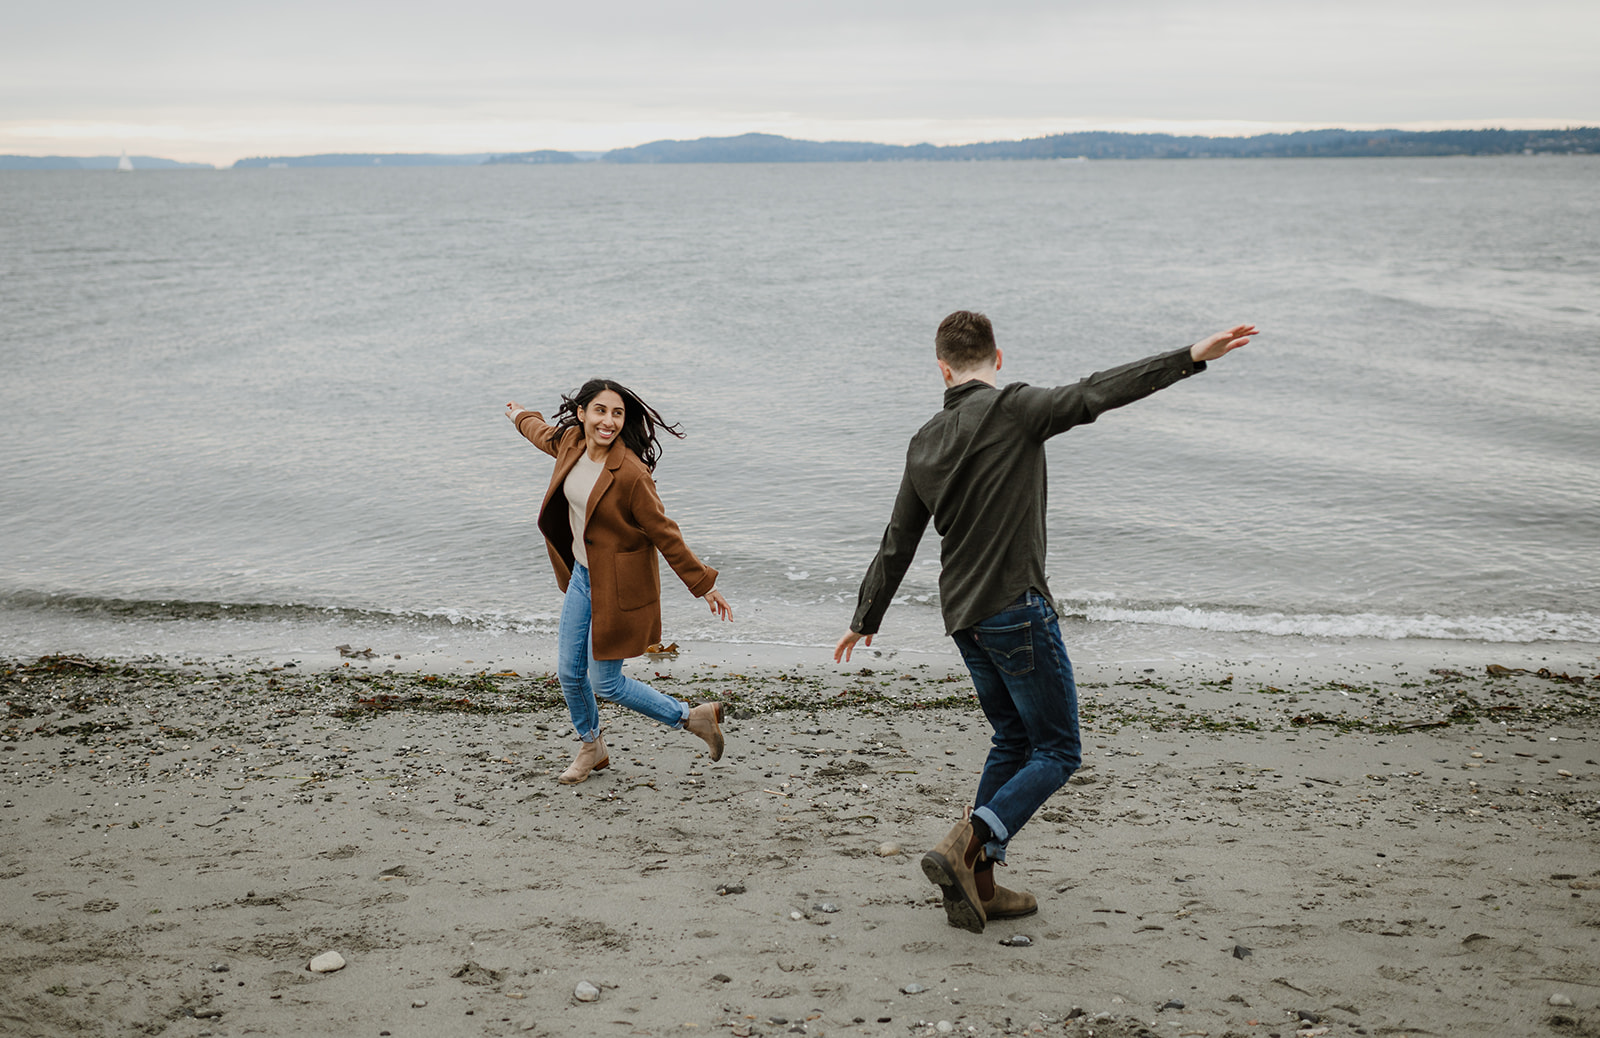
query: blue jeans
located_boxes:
[557,563,691,741]
[951,591,1082,862]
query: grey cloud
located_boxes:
[2,0,1595,147]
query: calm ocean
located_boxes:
[2,157,1597,666]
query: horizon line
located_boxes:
[7,122,1597,169]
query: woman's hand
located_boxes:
[705,589,733,621]
[504,401,525,422]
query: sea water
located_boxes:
[2,157,1596,666]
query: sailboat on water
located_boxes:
[116,152,133,172]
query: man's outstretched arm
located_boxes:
[1018,323,1259,440]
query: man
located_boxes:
[834,310,1256,933]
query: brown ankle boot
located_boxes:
[921,819,986,933]
[684,702,725,761]
[975,865,1038,920]
[558,733,610,785]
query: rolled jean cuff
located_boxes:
[672,704,690,727]
[575,726,601,743]
[972,806,1009,862]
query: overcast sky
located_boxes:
[3,0,1596,165]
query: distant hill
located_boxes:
[230,153,494,168]
[484,150,582,165]
[0,155,215,170]
[603,133,930,163]
[602,127,1600,163]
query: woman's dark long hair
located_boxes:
[553,379,683,471]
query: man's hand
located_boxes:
[1190,325,1258,363]
[833,630,872,663]
[705,589,733,622]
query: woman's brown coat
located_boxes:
[514,411,717,660]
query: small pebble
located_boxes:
[937,1022,955,1034]
[410,999,427,1008]
[901,983,927,994]
[207,963,230,973]
[1161,998,1186,1010]
[789,910,804,921]
[813,902,839,914]
[999,934,1032,947]
[877,842,902,857]
[307,951,345,973]
[574,980,600,1002]
[1550,993,1574,1006]
[716,881,746,896]
[1231,944,1253,959]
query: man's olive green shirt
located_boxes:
[850,346,1205,637]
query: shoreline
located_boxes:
[5,595,1595,677]
[2,649,1596,1037]
[4,597,1597,682]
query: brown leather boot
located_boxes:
[975,864,1038,920]
[921,819,986,933]
[558,732,610,785]
[684,702,725,761]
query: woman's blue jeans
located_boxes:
[557,563,690,741]
[951,590,1082,862]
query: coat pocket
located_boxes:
[614,547,660,612]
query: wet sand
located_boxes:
[2,649,1598,1038]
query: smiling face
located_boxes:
[580,388,626,454]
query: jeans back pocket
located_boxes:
[972,620,1035,676]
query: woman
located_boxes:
[504,380,732,784]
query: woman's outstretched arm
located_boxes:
[505,401,561,457]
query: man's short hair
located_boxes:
[936,310,996,371]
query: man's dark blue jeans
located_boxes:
[951,590,1082,862]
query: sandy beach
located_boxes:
[2,646,1597,1038]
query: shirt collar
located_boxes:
[942,378,996,408]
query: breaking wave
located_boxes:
[1071,602,1600,643]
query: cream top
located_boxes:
[563,451,605,569]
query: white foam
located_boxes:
[1082,604,1600,643]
